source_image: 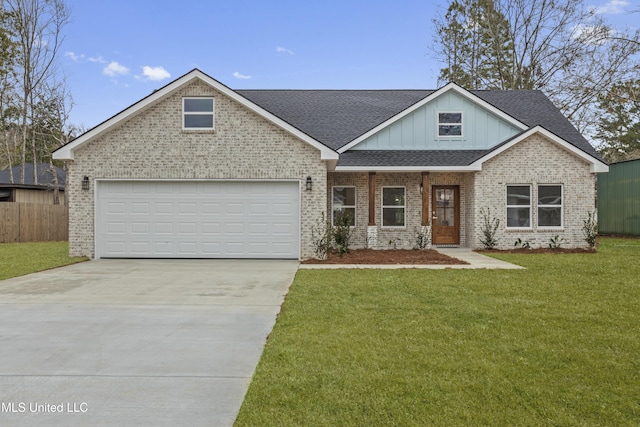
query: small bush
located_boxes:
[479,208,500,249]
[311,212,332,260]
[582,211,597,248]
[414,226,432,249]
[514,238,531,250]
[548,235,567,249]
[333,210,354,255]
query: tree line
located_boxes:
[0,0,72,190]
[432,0,640,162]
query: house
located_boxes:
[0,163,66,204]
[53,69,608,259]
[597,158,640,236]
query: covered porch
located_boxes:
[327,171,477,250]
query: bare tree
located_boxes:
[5,0,70,184]
[432,0,640,134]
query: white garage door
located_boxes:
[95,180,300,259]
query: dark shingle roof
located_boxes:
[238,88,603,164]
[0,163,66,189]
[238,90,431,151]
[337,150,490,167]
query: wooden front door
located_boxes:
[432,186,460,245]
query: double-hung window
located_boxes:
[183,97,214,130]
[438,112,462,137]
[382,187,405,227]
[332,187,356,227]
[506,185,531,228]
[538,185,563,227]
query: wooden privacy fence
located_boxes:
[0,203,69,243]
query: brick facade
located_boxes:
[328,135,596,252]
[468,134,596,249]
[68,80,327,259]
[67,77,597,260]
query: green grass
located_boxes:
[236,238,640,426]
[0,241,87,280]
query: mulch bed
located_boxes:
[301,249,468,265]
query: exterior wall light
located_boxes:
[82,176,90,191]
[306,176,313,191]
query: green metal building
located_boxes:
[597,158,640,236]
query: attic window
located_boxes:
[183,97,214,130]
[438,112,462,137]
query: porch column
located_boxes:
[367,172,378,249]
[368,172,376,226]
[421,172,430,226]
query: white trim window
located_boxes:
[332,186,356,227]
[538,184,563,228]
[183,97,215,129]
[382,187,405,227]
[506,185,531,228]
[438,111,463,137]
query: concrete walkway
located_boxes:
[299,247,524,269]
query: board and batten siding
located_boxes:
[597,159,640,236]
[352,91,521,151]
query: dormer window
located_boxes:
[183,97,215,130]
[438,112,462,137]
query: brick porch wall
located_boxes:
[67,80,327,259]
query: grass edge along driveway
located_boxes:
[0,241,87,281]
[236,238,640,426]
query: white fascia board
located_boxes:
[470,126,609,173]
[334,165,482,172]
[53,69,338,161]
[337,82,528,154]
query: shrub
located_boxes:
[479,208,500,249]
[514,238,531,250]
[548,235,567,249]
[333,210,354,255]
[414,226,432,249]
[582,211,598,248]
[311,212,332,260]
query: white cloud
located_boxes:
[103,61,130,77]
[593,0,629,14]
[140,66,171,81]
[65,51,84,62]
[233,71,252,80]
[88,55,107,64]
[276,46,294,55]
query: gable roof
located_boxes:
[0,163,66,190]
[54,69,604,171]
[53,69,338,161]
[241,83,602,162]
[237,89,431,151]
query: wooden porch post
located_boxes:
[368,172,376,226]
[421,172,430,226]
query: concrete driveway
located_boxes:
[0,259,298,427]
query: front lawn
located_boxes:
[236,238,640,426]
[0,241,87,280]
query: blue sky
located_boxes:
[62,0,638,129]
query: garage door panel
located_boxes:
[96,181,299,259]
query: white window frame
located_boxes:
[537,184,563,229]
[381,186,406,228]
[506,184,532,229]
[332,186,356,227]
[437,111,463,138]
[183,97,215,130]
